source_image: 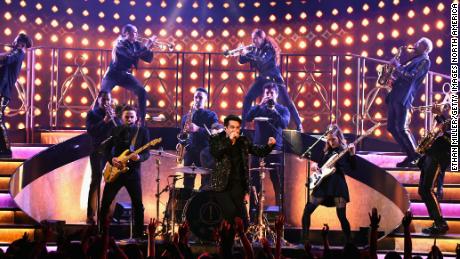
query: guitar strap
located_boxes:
[129,126,140,152]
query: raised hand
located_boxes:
[402,211,413,229]
[267,137,276,146]
[368,207,381,229]
[321,224,329,239]
[234,217,245,235]
[178,221,190,244]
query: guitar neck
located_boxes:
[132,141,153,156]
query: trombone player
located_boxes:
[179,87,218,190]
[100,24,155,126]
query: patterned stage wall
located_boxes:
[0,0,450,142]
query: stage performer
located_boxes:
[99,105,150,238]
[386,37,432,168]
[246,82,289,220]
[237,29,302,131]
[0,33,32,158]
[85,92,121,224]
[101,24,155,126]
[179,87,218,190]
[418,103,450,235]
[208,115,276,225]
[301,125,355,243]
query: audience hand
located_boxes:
[321,224,329,239]
[234,217,245,235]
[402,211,413,229]
[275,215,284,235]
[268,137,276,146]
[178,222,190,244]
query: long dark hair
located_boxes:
[252,29,280,66]
[323,124,347,153]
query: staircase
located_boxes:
[361,153,460,256]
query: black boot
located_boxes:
[422,221,449,235]
[0,97,12,158]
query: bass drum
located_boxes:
[183,191,224,241]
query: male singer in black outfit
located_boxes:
[100,105,150,238]
[246,82,290,220]
[208,115,276,225]
[180,87,218,189]
[238,29,302,131]
[386,37,432,167]
[0,33,32,158]
[101,24,155,126]
[85,92,120,224]
[418,104,451,235]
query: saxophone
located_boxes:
[416,118,451,154]
[176,104,196,164]
[377,46,405,87]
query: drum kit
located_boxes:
[150,149,284,244]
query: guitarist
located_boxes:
[99,105,150,238]
[301,125,356,243]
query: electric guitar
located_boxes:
[309,123,381,191]
[103,138,162,183]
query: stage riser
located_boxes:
[0,228,36,243]
[0,211,35,225]
[381,236,460,254]
[0,161,24,177]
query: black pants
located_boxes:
[101,70,147,125]
[99,174,144,237]
[241,76,301,129]
[418,155,445,224]
[387,101,418,160]
[87,152,106,218]
[250,153,284,221]
[216,182,248,227]
[183,148,210,189]
[0,96,11,153]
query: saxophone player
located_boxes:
[417,103,450,235]
[385,37,433,168]
[180,87,218,190]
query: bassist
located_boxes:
[301,125,356,243]
[99,105,150,238]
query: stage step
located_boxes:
[411,202,460,218]
[387,170,460,185]
[392,217,460,235]
[382,233,460,254]
[404,185,460,202]
[11,145,48,160]
[0,160,24,176]
[0,224,37,243]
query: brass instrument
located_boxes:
[377,46,412,87]
[412,101,450,112]
[176,104,196,164]
[104,103,118,126]
[223,44,255,57]
[416,118,451,154]
[137,36,175,51]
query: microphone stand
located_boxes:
[300,129,330,204]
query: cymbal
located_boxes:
[171,165,210,175]
[249,167,274,172]
[150,150,178,158]
[270,150,283,155]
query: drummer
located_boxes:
[246,82,290,220]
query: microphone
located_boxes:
[254,117,271,122]
[149,114,166,122]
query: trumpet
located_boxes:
[412,101,450,112]
[223,44,255,57]
[136,36,175,51]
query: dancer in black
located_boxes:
[101,24,155,126]
[0,33,32,158]
[301,125,355,243]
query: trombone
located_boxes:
[223,44,255,57]
[137,36,175,52]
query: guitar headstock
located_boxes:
[364,122,382,136]
[149,138,162,147]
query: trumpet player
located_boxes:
[180,87,218,190]
[236,29,302,131]
[385,37,432,168]
[0,33,32,158]
[100,24,155,126]
[85,91,121,224]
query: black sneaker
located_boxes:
[422,222,449,235]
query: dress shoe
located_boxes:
[396,157,417,168]
[422,222,449,235]
[86,217,96,225]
